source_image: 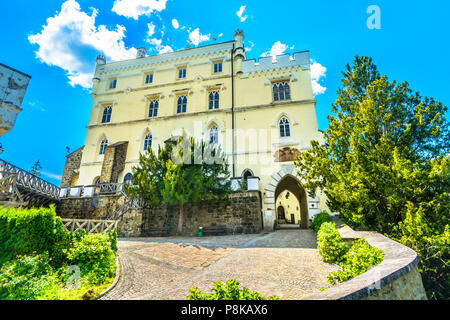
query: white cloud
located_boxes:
[245,40,255,52]
[310,61,327,95]
[188,28,210,46]
[218,33,223,37]
[28,0,137,88]
[147,38,174,54]
[42,171,62,181]
[112,0,168,20]
[171,19,179,29]
[147,22,156,36]
[237,6,248,22]
[261,41,289,61]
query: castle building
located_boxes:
[61,30,327,230]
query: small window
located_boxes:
[209,126,218,144]
[208,91,219,110]
[99,139,108,155]
[177,95,187,114]
[273,82,291,101]
[213,62,223,73]
[109,79,117,89]
[148,100,158,118]
[279,117,291,137]
[143,134,152,152]
[102,106,112,123]
[145,73,153,84]
[178,67,186,79]
[124,173,133,185]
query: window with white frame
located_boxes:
[178,67,186,79]
[273,81,291,101]
[279,117,291,137]
[209,125,219,144]
[177,95,187,113]
[208,91,220,109]
[213,61,223,73]
[102,106,112,123]
[145,73,153,84]
[143,134,152,152]
[108,78,117,89]
[148,100,158,118]
[99,139,108,155]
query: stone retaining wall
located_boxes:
[304,225,427,300]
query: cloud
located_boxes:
[261,41,289,61]
[147,22,156,36]
[41,171,62,181]
[147,38,174,54]
[310,61,327,95]
[245,40,255,52]
[112,0,168,20]
[171,19,179,29]
[237,6,248,22]
[28,0,137,88]
[188,28,210,46]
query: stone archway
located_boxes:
[264,166,310,229]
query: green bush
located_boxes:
[317,222,348,264]
[0,252,60,300]
[327,238,383,285]
[67,233,116,285]
[0,205,68,266]
[186,280,279,300]
[311,211,331,232]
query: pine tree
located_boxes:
[30,160,43,177]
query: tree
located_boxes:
[295,56,449,299]
[124,135,231,234]
[30,160,42,177]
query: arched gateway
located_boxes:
[264,166,317,230]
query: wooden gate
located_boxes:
[61,219,118,234]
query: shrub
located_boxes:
[327,238,383,285]
[0,205,68,266]
[186,280,279,300]
[317,222,348,264]
[311,211,331,232]
[67,233,116,285]
[0,253,60,300]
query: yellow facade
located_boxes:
[75,30,325,230]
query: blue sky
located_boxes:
[0,0,449,185]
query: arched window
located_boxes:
[273,82,291,101]
[102,106,112,123]
[123,173,133,185]
[93,176,101,185]
[209,126,218,144]
[279,117,291,137]
[208,91,219,110]
[99,139,108,155]
[148,100,158,118]
[177,96,187,113]
[143,134,152,152]
[242,169,253,190]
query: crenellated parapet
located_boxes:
[241,51,310,77]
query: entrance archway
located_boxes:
[274,175,308,228]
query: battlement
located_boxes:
[242,51,310,75]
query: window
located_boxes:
[177,95,187,114]
[273,82,291,101]
[109,79,117,89]
[209,126,218,144]
[145,73,153,84]
[102,106,112,123]
[143,134,152,152]
[148,100,158,118]
[99,139,108,155]
[123,173,133,185]
[178,67,186,79]
[208,91,220,110]
[213,62,223,73]
[279,117,291,137]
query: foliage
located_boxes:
[30,159,43,177]
[295,55,449,299]
[327,238,383,285]
[311,211,331,232]
[107,230,118,253]
[124,135,231,234]
[67,233,116,285]
[317,222,348,264]
[186,280,279,300]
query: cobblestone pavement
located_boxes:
[101,229,339,300]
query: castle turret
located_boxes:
[233,30,246,74]
[96,54,106,66]
[136,48,147,59]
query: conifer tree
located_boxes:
[30,159,43,177]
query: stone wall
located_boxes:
[56,191,263,238]
[304,225,428,300]
[60,147,84,187]
[100,141,128,183]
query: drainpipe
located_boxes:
[231,43,236,177]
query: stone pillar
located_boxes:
[61,146,84,187]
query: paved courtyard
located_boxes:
[101,229,339,300]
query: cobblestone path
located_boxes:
[101,229,339,300]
